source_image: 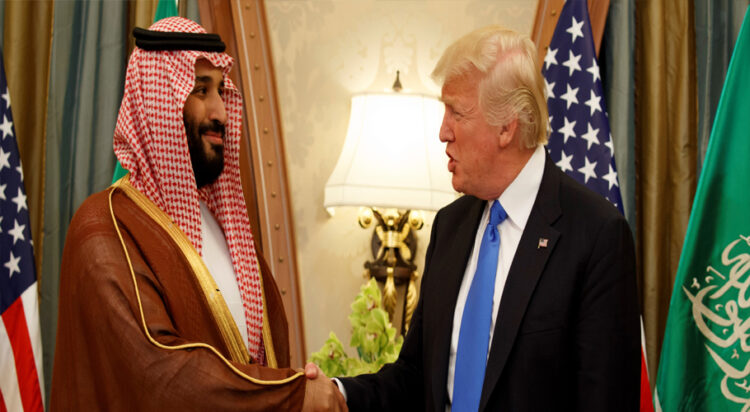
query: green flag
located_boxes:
[655,7,750,411]
[155,0,178,20]
[112,0,179,183]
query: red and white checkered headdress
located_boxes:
[113,17,264,363]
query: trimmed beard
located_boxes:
[185,118,225,188]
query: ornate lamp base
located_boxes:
[358,207,423,335]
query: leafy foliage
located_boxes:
[308,278,403,377]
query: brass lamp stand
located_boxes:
[358,207,423,335]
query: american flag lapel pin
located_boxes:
[538,238,548,249]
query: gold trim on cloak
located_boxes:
[108,175,302,385]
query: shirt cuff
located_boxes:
[331,377,347,402]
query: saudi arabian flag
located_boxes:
[112,0,179,183]
[655,7,750,412]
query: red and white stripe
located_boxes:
[0,282,44,412]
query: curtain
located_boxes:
[600,0,636,232]
[635,0,698,379]
[184,0,201,22]
[694,0,749,174]
[0,3,4,46]
[41,0,130,398]
[127,0,158,54]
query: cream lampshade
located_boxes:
[323,89,454,334]
[324,92,454,213]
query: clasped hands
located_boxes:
[301,362,348,412]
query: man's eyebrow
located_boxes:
[193,77,225,90]
[194,75,214,84]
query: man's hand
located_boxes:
[302,362,347,412]
[304,362,322,379]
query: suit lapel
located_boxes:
[479,155,563,412]
[430,197,485,411]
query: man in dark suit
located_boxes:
[307,25,640,411]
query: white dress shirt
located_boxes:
[200,200,248,348]
[445,144,545,408]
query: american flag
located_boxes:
[543,0,623,213]
[0,52,45,411]
[542,1,653,411]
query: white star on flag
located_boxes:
[0,146,9,171]
[545,78,556,99]
[0,183,5,201]
[587,58,601,83]
[578,157,598,183]
[585,90,602,116]
[4,251,21,278]
[562,50,582,76]
[544,47,558,70]
[602,164,619,190]
[605,134,614,154]
[556,151,574,173]
[560,84,580,109]
[8,219,25,245]
[1,87,10,108]
[558,117,577,144]
[581,123,600,149]
[11,187,27,213]
[0,115,13,140]
[566,16,585,43]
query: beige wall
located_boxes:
[265,0,538,358]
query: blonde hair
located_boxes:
[432,25,548,148]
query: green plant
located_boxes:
[308,278,403,377]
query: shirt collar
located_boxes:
[495,144,545,229]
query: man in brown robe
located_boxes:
[51,17,344,411]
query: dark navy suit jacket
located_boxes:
[340,154,640,411]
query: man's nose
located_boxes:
[207,92,227,125]
[439,114,453,142]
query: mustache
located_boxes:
[199,120,225,138]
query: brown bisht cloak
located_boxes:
[51,179,306,410]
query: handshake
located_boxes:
[301,362,348,412]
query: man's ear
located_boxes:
[497,117,519,148]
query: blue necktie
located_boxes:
[453,200,507,412]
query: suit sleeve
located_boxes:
[574,213,640,411]
[338,210,445,411]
